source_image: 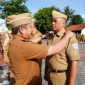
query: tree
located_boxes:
[69,15,84,25]
[0,0,29,18]
[34,6,60,34]
[64,6,75,20]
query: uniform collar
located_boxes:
[13,35,32,42]
[13,35,26,40]
[56,28,66,37]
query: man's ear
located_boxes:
[19,27,24,34]
[62,19,66,26]
[63,22,66,25]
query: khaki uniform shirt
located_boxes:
[8,35,49,85]
[30,28,42,42]
[47,28,80,71]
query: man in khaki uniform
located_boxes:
[45,10,80,85]
[30,18,42,43]
[9,15,43,85]
[6,13,74,85]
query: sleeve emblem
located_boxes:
[72,43,78,49]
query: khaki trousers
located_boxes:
[49,72,69,85]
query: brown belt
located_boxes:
[50,70,68,73]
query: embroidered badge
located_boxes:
[72,43,78,49]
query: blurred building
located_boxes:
[66,24,85,41]
[66,23,85,34]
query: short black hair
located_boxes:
[12,24,28,35]
[12,27,19,35]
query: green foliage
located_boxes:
[34,6,60,34]
[64,5,75,20]
[0,0,29,18]
[69,15,84,25]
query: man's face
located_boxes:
[21,23,34,38]
[52,18,66,32]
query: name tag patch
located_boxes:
[72,43,78,49]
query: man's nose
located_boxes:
[52,21,54,25]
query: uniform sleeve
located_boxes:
[66,36,80,61]
[23,42,49,59]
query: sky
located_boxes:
[25,0,85,18]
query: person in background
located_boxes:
[0,18,10,85]
[30,18,42,43]
[81,28,85,42]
